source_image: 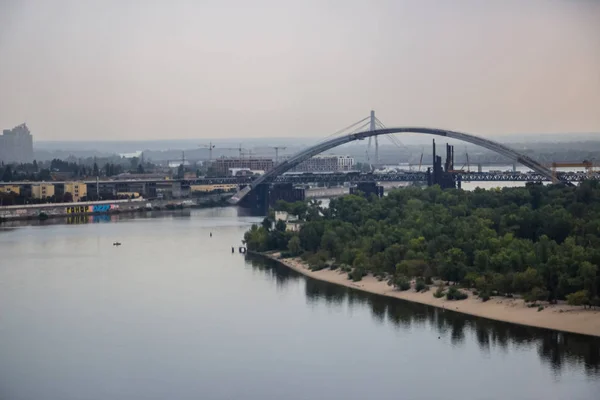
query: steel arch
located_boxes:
[230,127,557,204]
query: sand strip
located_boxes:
[259,253,600,337]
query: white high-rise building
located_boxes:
[0,123,34,163]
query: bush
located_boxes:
[446,286,468,301]
[397,278,411,291]
[279,251,293,259]
[537,305,544,312]
[38,212,49,221]
[523,287,549,303]
[348,268,365,282]
[566,290,590,307]
[415,279,429,292]
[479,291,491,302]
[433,285,445,298]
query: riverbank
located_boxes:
[0,194,232,223]
[261,252,600,337]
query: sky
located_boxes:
[0,0,599,141]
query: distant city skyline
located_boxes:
[1,0,599,141]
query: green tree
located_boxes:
[288,236,302,256]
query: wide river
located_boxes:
[1,208,599,400]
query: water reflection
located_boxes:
[246,254,600,377]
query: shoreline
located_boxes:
[259,252,600,338]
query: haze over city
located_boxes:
[1,0,599,141]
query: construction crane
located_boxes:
[199,142,216,161]
[271,146,287,164]
[200,143,246,159]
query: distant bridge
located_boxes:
[230,125,562,204]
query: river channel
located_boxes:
[0,207,599,400]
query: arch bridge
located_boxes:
[230,126,560,204]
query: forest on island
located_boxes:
[244,182,600,307]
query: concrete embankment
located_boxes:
[255,252,600,338]
[0,194,231,222]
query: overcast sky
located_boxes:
[0,0,599,141]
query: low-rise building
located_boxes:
[57,182,87,202]
[31,184,55,199]
[190,184,238,193]
[0,185,21,195]
[273,211,302,232]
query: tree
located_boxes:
[288,236,302,256]
[261,217,272,231]
[62,192,74,203]
[1,166,13,182]
[275,219,286,232]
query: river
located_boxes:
[0,208,599,400]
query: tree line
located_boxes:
[244,182,600,307]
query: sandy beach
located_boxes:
[262,253,600,337]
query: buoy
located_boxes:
[232,247,235,253]
[210,232,212,237]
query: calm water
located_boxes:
[1,208,599,400]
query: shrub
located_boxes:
[523,287,549,303]
[479,291,491,302]
[433,285,445,298]
[537,305,544,312]
[566,290,590,307]
[397,279,411,291]
[415,279,429,292]
[446,286,468,301]
[38,212,49,221]
[348,268,365,282]
[279,251,293,259]
[310,263,325,271]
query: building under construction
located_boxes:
[213,157,274,176]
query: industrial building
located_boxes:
[0,123,34,163]
[291,155,355,173]
[213,157,274,176]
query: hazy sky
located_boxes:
[0,0,599,141]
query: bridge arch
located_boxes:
[230,127,557,204]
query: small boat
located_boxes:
[113,242,122,246]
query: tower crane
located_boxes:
[271,146,287,164]
[198,142,216,161]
